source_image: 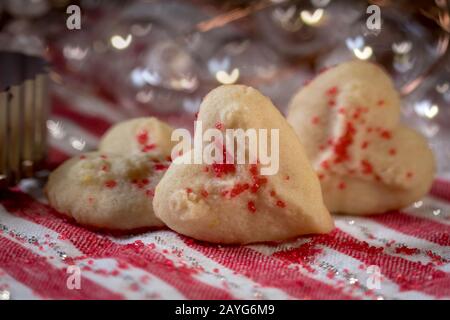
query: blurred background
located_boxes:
[0,0,449,174]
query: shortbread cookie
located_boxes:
[153,85,333,244]
[287,60,435,215]
[99,117,175,158]
[46,152,169,230]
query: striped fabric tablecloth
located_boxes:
[0,92,449,300]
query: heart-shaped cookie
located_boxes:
[99,117,175,158]
[153,85,333,244]
[47,117,175,230]
[287,61,435,215]
[46,152,169,230]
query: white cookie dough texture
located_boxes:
[153,85,333,244]
[46,152,169,230]
[287,60,435,215]
[99,117,175,158]
[46,117,175,230]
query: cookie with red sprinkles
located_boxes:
[99,117,176,159]
[46,152,169,230]
[287,60,435,215]
[153,85,333,244]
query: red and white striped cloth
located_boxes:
[0,93,449,300]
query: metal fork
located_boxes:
[0,51,49,189]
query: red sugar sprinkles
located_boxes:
[202,162,288,213]
[247,201,256,213]
[201,190,209,198]
[210,147,236,178]
[215,122,224,130]
[311,116,321,125]
[276,200,286,208]
[136,129,149,145]
[361,159,374,175]
[326,86,338,96]
[104,180,117,189]
[136,129,157,153]
[333,122,355,163]
[211,162,236,178]
[315,86,405,190]
[154,164,168,171]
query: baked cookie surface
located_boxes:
[46,152,169,230]
[46,117,175,230]
[153,85,333,244]
[287,60,435,215]
[99,117,175,158]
